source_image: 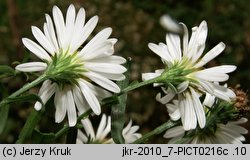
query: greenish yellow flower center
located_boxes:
[159,57,198,89]
[45,50,86,88]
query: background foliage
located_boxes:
[0,0,250,143]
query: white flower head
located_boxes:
[164,93,248,144]
[15,4,127,126]
[142,20,236,130]
[164,118,248,144]
[76,114,141,144]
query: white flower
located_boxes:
[164,93,248,144]
[76,114,141,144]
[15,4,126,126]
[164,118,248,144]
[142,20,236,130]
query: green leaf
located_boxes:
[16,109,44,143]
[32,129,56,143]
[0,84,9,134]
[0,65,15,79]
[128,80,139,87]
[0,105,9,134]
[111,58,131,144]
[3,94,44,107]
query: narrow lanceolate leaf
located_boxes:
[0,65,15,79]
[16,109,44,143]
[0,105,9,134]
[0,85,9,134]
[111,58,131,144]
[3,94,44,107]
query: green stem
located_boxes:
[133,120,178,144]
[0,74,47,108]
[118,76,162,96]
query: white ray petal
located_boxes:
[195,71,229,82]
[227,123,248,135]
[88,55,126,64]
[54,87,67,123]
[195,42,225,68]
[78,79,101,115]
[191,21,208,63]
[75,8,85,28]
[184,92,197,130]
[212,83,236,101]
[142,72,161,81]
[230,118,248,125]
[72,16,98,53]
[34,81,56,110]
[84,72,120,93]
[169,109,181,121]
[190,88,206,128]
[31,26,55,54]
[83,28,112,53]
[52,5,66,49]
[166,103,177,113]
[148,43,171,61]
[102,116,111,139]
[15,62,47,72]
[158,42,174,63]
[180,23,189,56]
[203,93,215,108]
[72,85,90,114]
[196,65,236,74]
[156,92,175,104]
[84,62,127,74]
[123,120,132,135]
[65,4,76,48]
[22,38,51,61]
[94,72,126,81]
[196,79,214,94]
[177,81,189,93]
[96,114,108,140]
[83,80,112,99]
[166,33,181,60]
[188,21,207,62]
[81,118,95,139]
[77,130,88,143]
[66,88,77,127]
[160,15,182,33]
[45,14,59,52]
[80,42,113,60]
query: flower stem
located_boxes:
[133,120,178,144]
[118,76,162,96]
[0,73,47,108]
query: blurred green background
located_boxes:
[0,0,250,143]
